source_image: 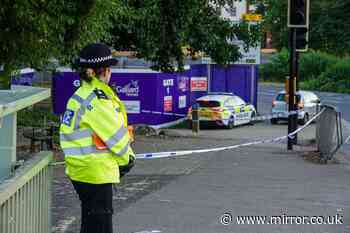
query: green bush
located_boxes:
[299,51,337,82]
[259,48,289,82]
[321,59,350,93]
[18,107,59,127]
[260,49,350,93]
[18,107,61,145]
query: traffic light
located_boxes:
[288,0,309,27]
[296,27,308,52]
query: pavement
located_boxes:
[51,121,350,233]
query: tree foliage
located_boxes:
[0,0,116,88]
[262,0,350,55]
[0,0,261,87]
[110,0,261,72]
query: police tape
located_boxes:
[134,108,324,160]
[141,110,186,117]
[345,135,350,145]
[341,120,350,144]
[50,108,325,166]
[141,109,303,122]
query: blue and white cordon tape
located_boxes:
[50,109,324,166]
[140,109,302,122]
[135,109,324,160]
[342,120,350,144]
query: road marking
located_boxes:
[52,216,76,233]
[133,230,162,233]
[259,92,276,96]
[159,199,172,203]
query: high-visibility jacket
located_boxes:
[60,76,134,184]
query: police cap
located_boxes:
[76,43,118,68]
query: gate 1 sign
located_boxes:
[191,77,208,92]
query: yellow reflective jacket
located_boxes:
[60,76,134,184]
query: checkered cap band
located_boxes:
[79,55,113,64]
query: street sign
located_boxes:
[233,40,261,65]
[242,14,262,22]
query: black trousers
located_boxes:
[71,180,114,233]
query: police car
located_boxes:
[187,93,257,128]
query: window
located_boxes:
[276,93,286,101]
[232,96,245,106]
[224,98,235,108]
[197,100,221,108]
[276,93,302,103]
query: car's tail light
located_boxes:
[128,126,134,142]
[298,101,304,109]
[272,100,276,107]
[211,107,223,112]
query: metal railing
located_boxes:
[316,105,343,160]
[0,151,52,233]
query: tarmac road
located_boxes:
[258,83,350,121]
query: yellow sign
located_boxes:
[242,14,262,22]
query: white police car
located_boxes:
[187,93,257,128]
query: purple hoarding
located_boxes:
[110,70,186,125]
[11,68,37,86]
[52,69,80,115]
[210,64,258,107]
[52,65,258,126]
[52,68,192,126]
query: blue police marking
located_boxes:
[94,89,109,99]
[87,104,93,111]
[62,109,75,126]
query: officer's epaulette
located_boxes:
[93,89,109,99]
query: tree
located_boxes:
[0,0,116,89]
[262,0,350,55]
[109,0,261,72]
[0,0,261,88]
[310,1,350,55]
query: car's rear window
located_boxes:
[276,93,285,101]
[275,94,301,102]
[197,100,221,108]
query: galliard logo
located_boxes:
[116,80,139,97]
[73,80,81,87]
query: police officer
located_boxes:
[60,43,135,233]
